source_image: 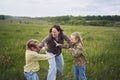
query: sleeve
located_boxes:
[63,34,70,43]
[63,34,72,48]
[39,35,50,49]
[68,43,84,57]
[62,44,69,49]
[32,52,52,61]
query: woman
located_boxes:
[39,25,71,80]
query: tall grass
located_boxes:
[0,23,120,80]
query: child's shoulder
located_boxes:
[75,42,83,48]
[76,42,82,46]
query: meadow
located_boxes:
[0,23,120,80]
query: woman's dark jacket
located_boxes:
[39,33,71,56]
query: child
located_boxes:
[54,32,87,80]
[24,39,55,80]
[68,32,87,80]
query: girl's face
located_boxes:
[30,41,40,52]
[32,47,38,52]
[51,28,59,38]
[70,35,78,44]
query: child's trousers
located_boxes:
[74,64,87,80]
[24,71,39,80]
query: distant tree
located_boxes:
[0,15,5,20]
[0,15,12,20]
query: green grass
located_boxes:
[0,23,120,80]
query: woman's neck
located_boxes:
[54,37,58,41]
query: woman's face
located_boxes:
[51,28,59,38]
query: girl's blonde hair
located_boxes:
[71,32,83,46]
[26,39,39,50]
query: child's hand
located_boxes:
[54,40,62,47]
[51,54,56,58]
[44,43,48,50]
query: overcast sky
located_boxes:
[0,0,120,17]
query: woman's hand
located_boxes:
[54,40,62,47]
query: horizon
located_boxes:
[0,14,120,18]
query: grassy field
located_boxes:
[0,23,120,80]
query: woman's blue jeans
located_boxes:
[74,65,87,80]
[46,51,64,80]
[24,71,39,80]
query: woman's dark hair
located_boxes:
[49,25,64,34]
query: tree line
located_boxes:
[0,15,120,27]
[38,15,120,27]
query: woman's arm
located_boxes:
[63,34,71,44]
[54,40,69,49]
[39,35,50,49]
[63,34,72,48]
